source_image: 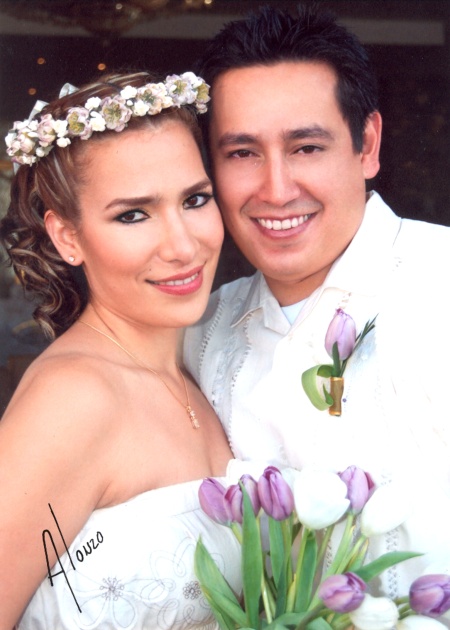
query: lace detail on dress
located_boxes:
[18,480,241,630]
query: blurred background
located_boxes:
[0,0,449,410]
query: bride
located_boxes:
[0,71,241,629]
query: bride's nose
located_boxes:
[157,213,198,263]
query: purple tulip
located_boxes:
[410,574,450,617]
[318,572,367,613]
[338,465,375,513]
[224,474,260,524]
[198,478,229,525]
[258,466,294,521]
[325,309,357,361]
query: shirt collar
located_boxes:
[231,271,287,331]
[323,191,402,296]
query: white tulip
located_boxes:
[397,616,449,630]
[361,482,413,537]
[349,594,399,630]
[291,467,350,530]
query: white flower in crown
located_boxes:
[120,85,137,100]
[17,131,36,154]
[6,72,210,167]
[67,107,93,140]
[85,96,102,111]
[14,119,38,133]
[52,119,69,138]
[35,145,53,158]
[137,83,168,115]
[100,96,131,131]
[5,132,16,149]
[165,73,197,106]
[21,154,36,165]
[37,114,57,147]
[90,111,106,132]
[132,99,150,117]
[56,137,71,148]
[181,71,202,88]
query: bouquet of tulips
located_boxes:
[195,465,450,630]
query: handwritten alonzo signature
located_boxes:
[42,503,104,613]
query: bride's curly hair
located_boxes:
[0,71,203,340]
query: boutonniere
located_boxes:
[302,309,377,416]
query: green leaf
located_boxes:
[331,342,341,377]
[294,531,318,612]
[195,538,247,628]
[268,516,293,618]
[265,612,310,628]
[301,365,333,410]
[354,551,422,583]
[269,517,285,588]
[322,385,334,407]
[242,485,264,628]
[201,585,247,629]
[305,619,333,630]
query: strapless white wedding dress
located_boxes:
[17,467,244,629]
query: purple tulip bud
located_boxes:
[258,466,294,521]
[325,309,357,360]
[224,474,260,524]
[410,574,450,617]
[198,478,229,525]
[338,465,375,513]
[318,572,367,613]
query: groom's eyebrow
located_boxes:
[216,133,257,148]
[216,125,335,148]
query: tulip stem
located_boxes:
[394,597,412,619]
[317,523,334,567]
[261,576,274,624]
[325,513,355,577]
[331,613,352,630]
[294,604,329,629]
[293,527,309,604]
[310,514,355,610]
[231,522,242,545]
[345,535,369,571]
[307,515,356,612]
[331,342,342,377]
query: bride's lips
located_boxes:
[146,265,204,296]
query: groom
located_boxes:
[184,3,450,600]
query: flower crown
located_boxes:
[5,72,210,167]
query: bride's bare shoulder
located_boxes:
[3,334,125,429]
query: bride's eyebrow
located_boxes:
[182,178,213,197]
[104,195,158,211]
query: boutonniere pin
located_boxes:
[302,309,377,416]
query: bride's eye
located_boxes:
[115,209,148,223]
[183,193,213,209]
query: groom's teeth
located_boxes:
[258,214,310,230]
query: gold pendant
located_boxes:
[329,377,344,416]
[186,406,200,429]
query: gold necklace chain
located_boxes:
[78,319,200,429]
